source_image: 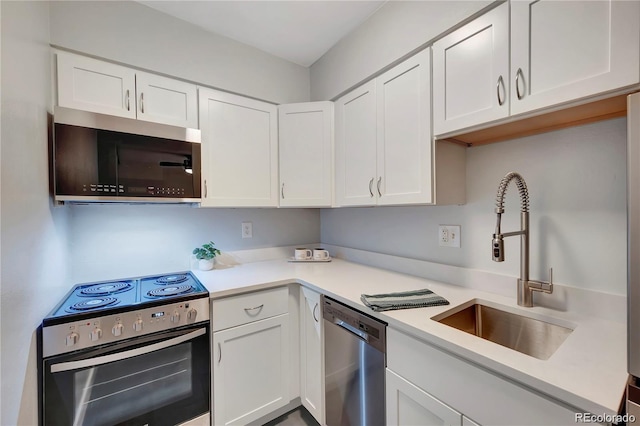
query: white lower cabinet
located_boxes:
[300,287,324,424]
[387,328,577,426]
[212,314,290,426]
[386,369,462,426]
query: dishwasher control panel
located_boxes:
[322,295,386,353]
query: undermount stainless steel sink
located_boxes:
[433,300,574,360]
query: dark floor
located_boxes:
[263,406,320,426]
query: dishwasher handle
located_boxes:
[334,319,369,343]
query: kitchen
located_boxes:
[0,0,633,425]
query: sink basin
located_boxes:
[433,300,573,360]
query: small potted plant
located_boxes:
[192,241,221,271]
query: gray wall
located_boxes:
[1,2,70,424]
[50,0,310,104]
[310,0,492,100]
[322,118,627,295]
[68,206,320,283]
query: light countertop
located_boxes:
[192,257,627,417]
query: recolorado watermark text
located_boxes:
[575,413,636,423]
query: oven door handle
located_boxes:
[50,328,206,373]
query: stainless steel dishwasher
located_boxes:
[323,295,387,426]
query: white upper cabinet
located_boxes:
[279,102,334,208]
[135,71,198,128]
[377,48,432,205]
[336,49,434,207]
[56,51,198,128]
[433,3,509,135]
[510,0,640,115]
[335,80,378,206]
[199,87,278,207]
[57,51,136,120]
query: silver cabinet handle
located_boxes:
[140,92,145,113]
[125,89,130,111]
[244,304,264,312]
[496,75,505,106]
[313,303,319,322]
[281,182,285,199]
[204,179,208,198]
[218,342,222,363]
[368,178,374,197]
[515,68,524,100]
[377,177,382,197]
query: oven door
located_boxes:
[43,324,210,426]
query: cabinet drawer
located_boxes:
[211,287,288,331]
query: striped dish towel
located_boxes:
[361,289,449,312]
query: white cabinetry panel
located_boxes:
[433,3,509,134]
[387,369,462,426]
[335,80,378,206]
[199,88,278,207]
[300,287,324,424]
[136,71,198,128]
[279,102,334,207]
[510,0,640,115]
[57,51,136,119]
[212,314,290,426]
[377,48,432,205]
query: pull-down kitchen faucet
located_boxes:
[492,172,553,307]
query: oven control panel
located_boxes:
[42,297,210,358]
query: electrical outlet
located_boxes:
[241,222,253,239]
[439,225,461,248]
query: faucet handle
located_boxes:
[529,267,553,294]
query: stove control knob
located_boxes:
[90,328,102,342]
[187,309,197,321]
[112,323,123,337]
[65,332,79,347]
[133,319,143,332]
[171,311,180,323]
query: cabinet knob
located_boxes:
[140,92,145,113]
[369,178,374,197]
[377,177,382,197]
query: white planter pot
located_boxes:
[199,258,214,271]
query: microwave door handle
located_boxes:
[50,328,206,373]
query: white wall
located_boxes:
[322,118,628,295]
[68,205,320,283]
[49,0,310,104]
[310,0,492,100]
[1,2,70,425]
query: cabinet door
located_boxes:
[300,287,324,424]
[279,102,334,207]
[199,88,278,207]
[57,51,136,119]
[433,3,509,135]
[386,369,462,426]
[213,314,290,426]
[335,80,378,207]
[377,49,433,205]
[510,0,640,115]
[136,72,198,128]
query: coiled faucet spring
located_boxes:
[491,171,552,307]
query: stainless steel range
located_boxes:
[40,272,211,426]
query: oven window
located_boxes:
[44,327,210,426]
[73,344,192,426]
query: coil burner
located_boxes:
[156,274,189,285]
[66,297,119,312]
[147,285,193,298]
[79,282,133,296]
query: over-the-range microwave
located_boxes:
[53,107,201,203]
